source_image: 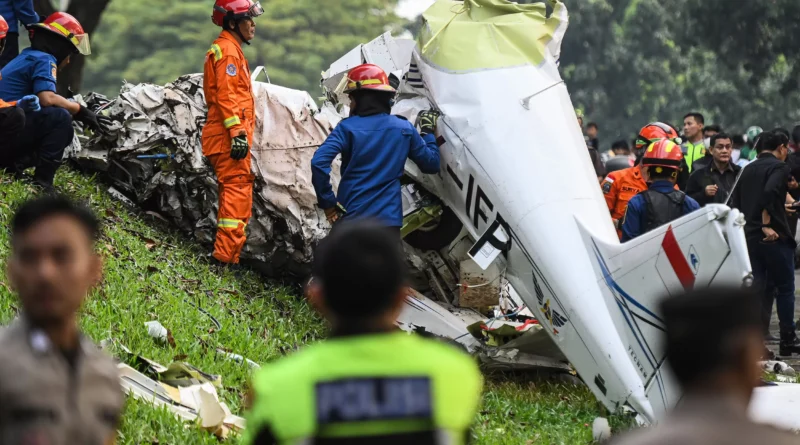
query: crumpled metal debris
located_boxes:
[69,74,339,276]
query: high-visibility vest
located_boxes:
[243,331,483,445]
[682,141,706,173]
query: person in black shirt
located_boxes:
[686,133,741,206]
[729,130,800,355]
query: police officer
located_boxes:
[203,0,263,267]
[0,196,123,444]
[621,139,700,241]
[311,64,441,233]
[243,220,482,444]
[0,12,103,190]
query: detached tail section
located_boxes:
[577,205,751,419]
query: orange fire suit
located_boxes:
[602,164,677,237]
[202,31,255,264]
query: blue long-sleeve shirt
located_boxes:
[0,0,39,33]
[621,180,700,241]
[311,113,440,227]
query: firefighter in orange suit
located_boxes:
[602,122,682,236]
[203,0,264,265]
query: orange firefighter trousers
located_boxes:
[207,141,254,264]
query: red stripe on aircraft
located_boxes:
[662,226,695,291]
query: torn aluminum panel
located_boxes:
[70,73,339,276]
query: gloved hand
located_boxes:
[16,95,40,112]
[231,135,249,160]
[417,109,441,135]
[74,105,104,133]
[324,203,347,224]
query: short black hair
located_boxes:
[587,122,598,130]
[709,132,732,148]
[772,127,790,140]
[732,134,745,147]
[611,140,630,151]
[704,124,721,134]
[313,220,407,319]
[683,112,705,125]
[792,125,800,145]
[661,287,761,388]
[11,195,101,242]
[759,130,788,152]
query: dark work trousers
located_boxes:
[0,106,25,169]
[0,33,20,69]
[749,239,796,333]
[16,107,73,168]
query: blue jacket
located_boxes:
[311,113,440,227]
[621,180,700,242]
[0,48,57,101]
[0,0,39,33]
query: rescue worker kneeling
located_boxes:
[243,221,482,445]
[311,64,441,232]
[621,139,700,242]
[0,12,101,190]
[202,0,264,265]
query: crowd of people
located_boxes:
[588,116,800,356]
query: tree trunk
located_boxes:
[32,0,112,93]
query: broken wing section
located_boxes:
[579,205,752,420]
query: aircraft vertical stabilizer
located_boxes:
[577,205,751,418]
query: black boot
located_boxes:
[779,329,800,356]
[32,159,60,193]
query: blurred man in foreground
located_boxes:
[611,288,797,445]
[0,196,123,444]
[244,220,482,444]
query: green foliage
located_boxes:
[83,0,405,97]
[560,0,800,145]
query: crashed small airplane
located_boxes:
[70,0,797,428]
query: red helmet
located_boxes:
[642,139,684,171]
[212,0,264,27]
[30,12,90,55]
[0,15,8,40]
[344,64,396,94]
[635,122,681,150]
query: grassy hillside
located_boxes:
[0,169,633,444]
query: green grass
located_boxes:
[0,169,634,444]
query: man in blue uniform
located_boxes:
[0,12,103,190]
[622,139,700,241]
[311,63,441,233]
[0,0,38,68]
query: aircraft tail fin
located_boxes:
[577,205,750,417]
